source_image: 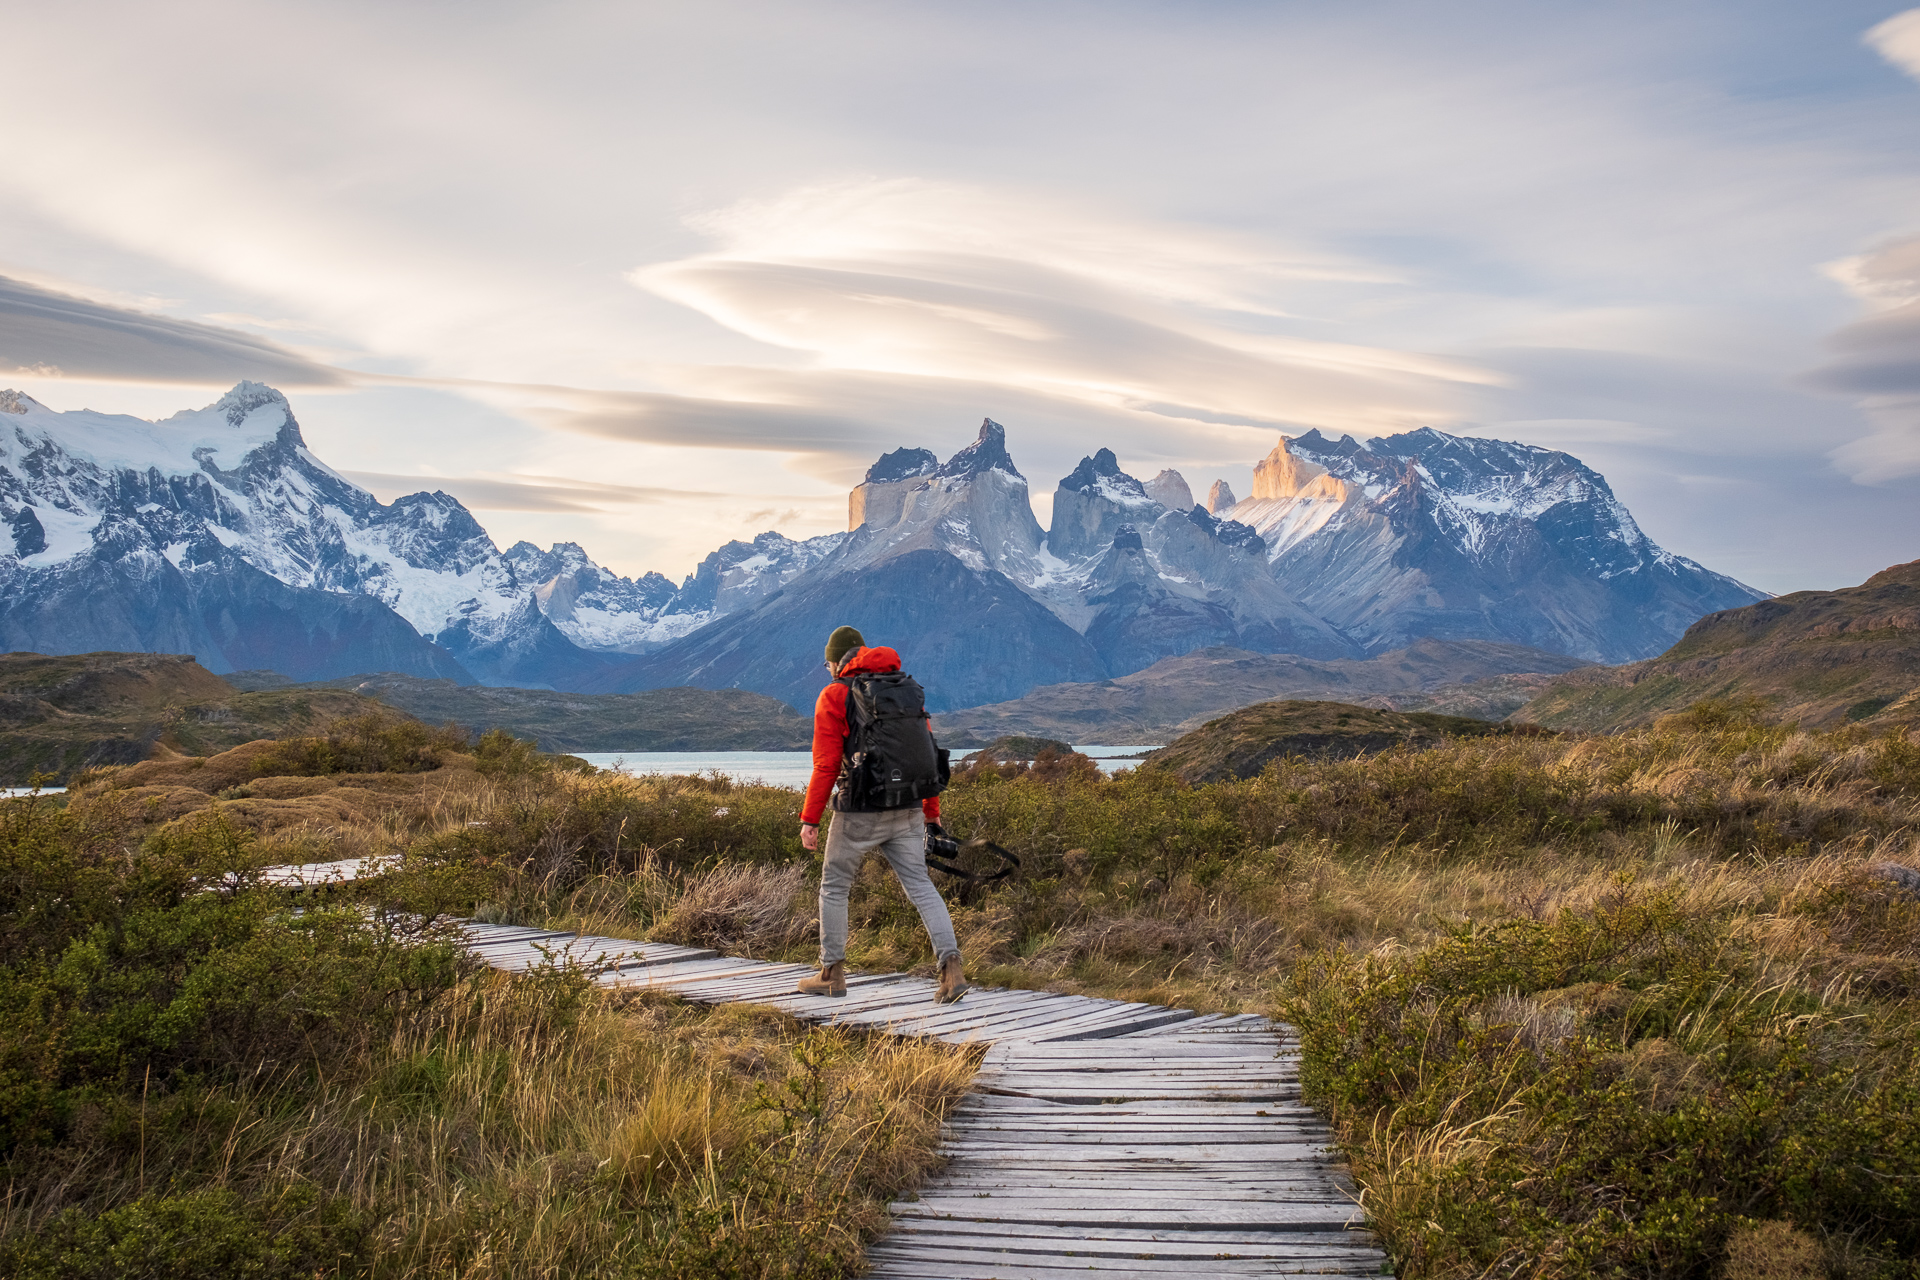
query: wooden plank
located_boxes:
[756,978,939,1015]
[866,1261,1386,1280]
[887,988,1091,1029]
[942,1133,1330,1149]
[653,967,821,997]
[982,1061,1300,1077]
[984,1004,1189,1043]
[891,1203,1359,1230]
[866,1249,1383,1278]
[884,1220,1377,1248]
[602,959,797,990]
[1035,1008,1202,1041]
[950,1099,1321,1118]
[868,1238,1384,1265]
[986,1042,1284,1061]
[992,1050,1294,1063]
[893,1187,1346,1208]
[924,995,1142,1040]
[957,1001,1160,1044]
[851,987,1066,1032]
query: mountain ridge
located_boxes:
[932,637,1594,744]
[3,382,1769,707]
[1512,558,1920,732]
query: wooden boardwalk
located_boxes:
[257,860,1387,1275]
[458,920,1391,1278]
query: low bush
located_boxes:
[1283,880,1920,1278]
[0,799,466,1162]
[247,714,472,778]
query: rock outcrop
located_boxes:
[849,447,939,531]
[1144,469,1194,511]
[1206,479,1237,513]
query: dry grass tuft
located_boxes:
[649,862,813,956]
[1723,1221,1826,1280]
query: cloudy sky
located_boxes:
[5,1,1920,593]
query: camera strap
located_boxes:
[925,833,1021,884]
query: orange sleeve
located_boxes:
[801,682,848,826]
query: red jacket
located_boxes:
[801,645,942,827]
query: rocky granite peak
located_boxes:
[1144,469,1194,511]
[1049,449,1161,560]
[1206,479,1237,513]
[0,389,44,414]
[1251,434,1343,501]
[1059,449,1152,500]
[937,418,1021,479]
[1182,505,1267,557]
[866,447,938,483]
[851,447,941,531]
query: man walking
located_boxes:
[796,625,970,1004]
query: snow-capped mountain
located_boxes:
[0,383,604,684]
[1222,428,1765,661]
[2,381,1766,707]
[598,419,1765,708]
[501,529,849,653]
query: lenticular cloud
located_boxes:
[628,179,1499,439]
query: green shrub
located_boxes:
[248,713,470,777]
[1,1187,372,1280]
[0,802,465,1160]
[1282,883,1920,1277]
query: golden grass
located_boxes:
[25,714,1916,1276]
[2,967,977,1278]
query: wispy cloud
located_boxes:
[0,274,343,387]
[633,180,1501,439]
[1809,233,1920,481]
[341,469,732,513]
[1867,8,1920,82]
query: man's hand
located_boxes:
[800,823,819,851]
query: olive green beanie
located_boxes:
[824,625,866,666]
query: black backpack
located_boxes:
[836,670,951,811]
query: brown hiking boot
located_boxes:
[935,954,970,1004]
[796,961,846,997]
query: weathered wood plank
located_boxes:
[867,1243,1382,1274]
[883,1220,1378,1249]
[866,1249,1385,1278]
[892,1203,1360,1229]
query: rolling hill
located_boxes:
[1512,558,1920,731]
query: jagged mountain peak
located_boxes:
[1181,505,1266,557]
[938,418,1021,480]
[1290,428,1366,457]
[1060,449,1154,502]
[1206,479,1237,513]
[866,447,938,483]
[1252,434,1347,501]
[212,380,290,426]
[0,389,46,414]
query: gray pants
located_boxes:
[818,808,959,966]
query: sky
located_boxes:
[5,1,1920,594]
